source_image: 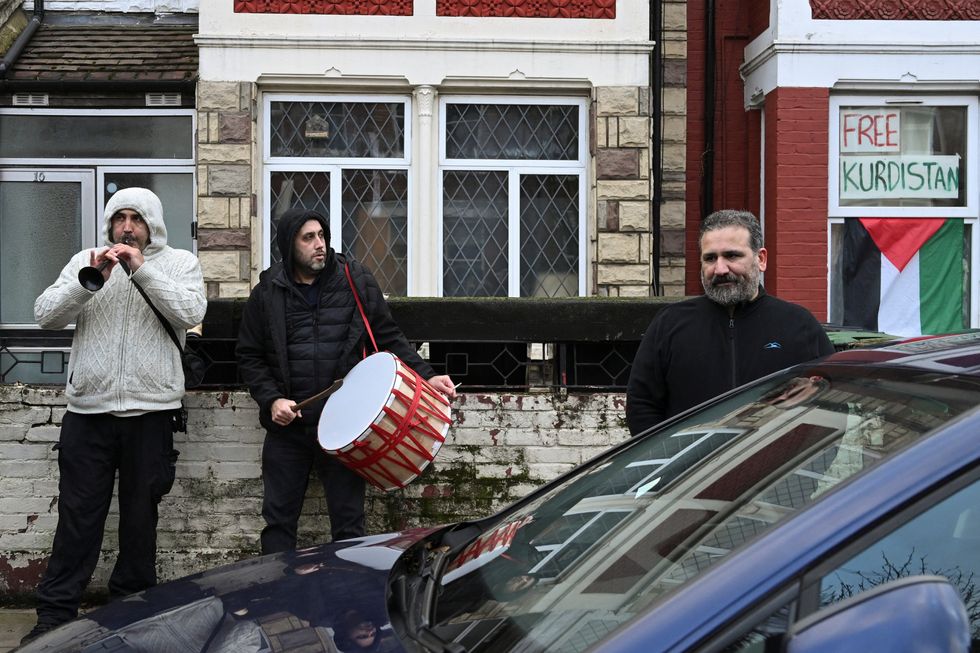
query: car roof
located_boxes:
[824,331,980,376]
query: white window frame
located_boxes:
[98,166,198,254]
[827,94,979,329]
[0,169,96,329]
[438,96,589,298]
[827,95,978,218]
[262,93,412,166]
[0,108,196,166]
[261,94,414,286]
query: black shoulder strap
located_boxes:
[130,277,184,353]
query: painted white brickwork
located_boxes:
[0,385,629,595]
[26,1,197,11]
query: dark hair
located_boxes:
[699,209,763,252]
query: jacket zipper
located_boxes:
[312,292,321,407]
[729,316,737,389]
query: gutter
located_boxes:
[650,0,664,296]
[700,0,716,220]
[0,0,43,80]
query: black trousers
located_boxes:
[35,411,177,627]
[260,425,366,554]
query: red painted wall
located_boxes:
[763,87,830,319]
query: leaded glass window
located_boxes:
[445,104,578,161]
[264,95,411,296]
[342,169,409,294]
[269,100,406,159]
[440,98,586,298]
[443,170,509,297]
[269,170,331,266]
[520,174,580,297]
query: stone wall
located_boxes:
[660,0,690,297]
[0,385,629,598]
[196,81,255,301]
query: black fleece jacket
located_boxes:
[235,209,433,433]
[625,288,834,435]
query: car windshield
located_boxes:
[432,363,980,652]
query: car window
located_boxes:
[432,367,980,652]
[819,477,980,639]
[713,475,980,653]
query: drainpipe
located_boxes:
[0,0,44,79]
[700,0,716,220]
[650,0,664,296]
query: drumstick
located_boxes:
[291,379,344,412]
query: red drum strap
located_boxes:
[344,262,379,355]
[336,366,450,489]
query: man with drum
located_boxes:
[236,208,456,554]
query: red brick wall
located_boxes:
[763,87,830,319]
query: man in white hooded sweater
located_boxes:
[25,187,207,642]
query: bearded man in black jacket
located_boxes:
[625,209,833,436]
[236,208,456,553]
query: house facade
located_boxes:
[689,0,980,336]
[0,0,682,590]
[193,1,685,303]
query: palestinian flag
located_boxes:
[841,218,964,337]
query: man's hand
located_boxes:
[427,375,457,399]
[105,242,145,273]
[271,398,300,426]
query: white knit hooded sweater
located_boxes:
[34,188,208,414]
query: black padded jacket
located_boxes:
[236,209,433,433]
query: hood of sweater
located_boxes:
[275,207,336,281]
[101,187,168,256]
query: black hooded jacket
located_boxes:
[236,208,435,432]
[625,288,834,435]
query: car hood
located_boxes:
[22,528,440,653]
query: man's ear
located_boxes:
[757,247,768,272]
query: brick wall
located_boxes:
[0,385,629,598]
[763,87,830,319]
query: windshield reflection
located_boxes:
[434,365,980,652]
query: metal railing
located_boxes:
[1,297,673,391]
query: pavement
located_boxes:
[0,609,35,652]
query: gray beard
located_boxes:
[295,257,325,278]
[702,271,759,306]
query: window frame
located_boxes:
[0,169,96,330]
[437,96,589,298]
[0,108,196,166]
[797,464,980,621]
[261,94,414,288]
[826,94,980,330]
[262,93,413,166]
[97,166,198,254]
[827,95,978,218]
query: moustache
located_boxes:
[711,274,739,286]
[120,235,137,246]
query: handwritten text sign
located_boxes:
[840,155,960,200]
[841,111,901,153]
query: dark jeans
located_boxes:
[35,411,177,628]
[260,425,366,554]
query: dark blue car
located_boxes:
[22,332,980,653]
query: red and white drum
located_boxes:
[317,352,452,491]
